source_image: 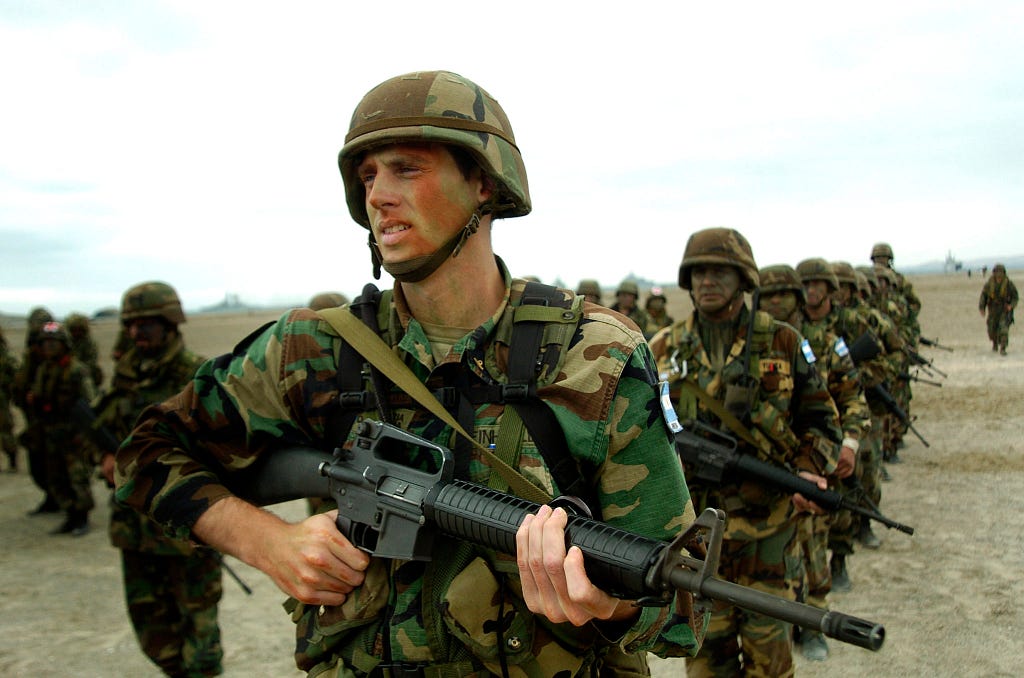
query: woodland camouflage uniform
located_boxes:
[0,327,19,471]
[13,321,96,533]
[117,71,704,677]
[979,264,1018,354]
[66,312,104,388]
[650,230,842,678]
[610,280,653,338]
[15,307,57,507]
[90,282,223,677]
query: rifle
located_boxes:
[897,371,943,388]
[903,347,948,379]
[675,420,914,535]
[918,336,953,352]
[867,384,931,448]
[233,420,885,651]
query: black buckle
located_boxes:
[371,662,426,678]
[338,391,371,409]
[501,382,531,403]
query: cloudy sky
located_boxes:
[2,1,1021,317]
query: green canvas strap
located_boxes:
[318,307,551,504]
[679,378,763,450]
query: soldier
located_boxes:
[13,321,96,534]
[66,312,104,388]
[643,286,675,338]
[979,263,1018,355]
[870,242,922,326]
[89,282,224,677]
[649,229,842,677]
[116,70,705,676]
[757,263,867,661]
[0,325,19,472]
[575,278,603,305]
[14,307,58,511]
[610,279,652,333]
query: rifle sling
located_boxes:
[679,379,762,450]
[317,307,551,504]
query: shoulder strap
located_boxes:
[317,305,551,504]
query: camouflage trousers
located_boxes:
[686,521,800,678]
[986,311,1012,347]
[121,548,224,677]
[796,513,831,610]
[43,434,94,514]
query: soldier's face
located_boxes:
[691,265,741,318]
[358,143,490,268]
[616,292,636,310]
[127,318,169,355]
[40,338,64,360]
[803,280,829,309]
[760,290,798,322]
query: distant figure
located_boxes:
[0,325,19,472]
[979,264,1018,355]
[610,279,652,331]
[575,278,602,305]
[642,286,674,339]
[982,265,989,277]
[66,312,104,388]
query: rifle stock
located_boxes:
[236,421,885,651]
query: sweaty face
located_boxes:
[357,143,490,267]
[691,265,742,319]
[760,290,798,322]
[803,280,829,309]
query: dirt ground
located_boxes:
[1,272,1022,677]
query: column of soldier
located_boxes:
[0,285,352,677]
[574,236,937,672]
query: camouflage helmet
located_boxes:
[121,281,186,325]
[338,71,530,229]
[854,270,871,296]
[616,279,640,296]
[576,279,601,297]
[993,263,1007,274]
[758,264,806,302]
[39,320,71,347]
[679,227,758,292]
[308,291,350,311]
[646,285,668,304]
[871,242,894,263]
[27,307,54,332]
[855,265,879,290]
[873,264,898,286]
[830,260,858,287]
[796,257,840,292]
[65,312,91,332]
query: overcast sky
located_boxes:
[2,1,1021,317]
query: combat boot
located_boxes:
[830,554,852,593]
[1000,344,1007,355]
[27,496,60,516]
[857,523,881,549]
[801,630,829,661]
[880,464,892,482]
[993,341,999,352]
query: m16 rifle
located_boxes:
[675,420,914,535]
[233,420,886,651]
[919,336,953,352]
[847,332,932,447]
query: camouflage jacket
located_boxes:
[979,277,1019,315]
[71,334,104,387]
[117,268,703,674]
[798,312,870,444]
[649,306,842,541]
[94,334,205,554]
[14,352,95,427]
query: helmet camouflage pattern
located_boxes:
[121,281,186,325]
[308,292,350,311]
[338,70,530,229]
[871,242,894,262]
[679,227,759,292]
[796,257,840,292]
[854,270,871,295]
[758,264,807,302]
[65,312,91,332]
[993,263,1007,274]
[27,307,54,332]
[873,264,898,286]
[39,320,71,346]
[855,265,879,290]
[616,280,640,296]
[831,260,858,287]
[576,279,601,296]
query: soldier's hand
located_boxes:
[792,472,828,514]
[836,445,856,479]
[516,505,638,627]
[100,453,116,486]
[261,509,370,606]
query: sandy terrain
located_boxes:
[1,272,1021,677]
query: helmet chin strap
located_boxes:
[368,207,486,283]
